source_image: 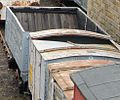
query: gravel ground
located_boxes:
[0,42,30,100]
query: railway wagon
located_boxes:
[5,6,113,83]
[0,0,40,21]
[29,29,120,100]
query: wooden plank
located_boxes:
[34,13,38,31]
[60,14,68,28]
[36,13,43,31]
[15,12,22,24]
[52,70,78,91]
[41,14,46,30]
[21,13,29,31]
[54,14,62,28]
[60,14,79,29]
[48,14,62,29]
[43,14,49,30]
[72,14,79,29]
[27,13,35,32]
[51,70,76,100]
[64,90,74,100]
[66,14,78,29]
[48,13,56,29]
[49,60,112,73]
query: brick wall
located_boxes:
[87,0,120,43]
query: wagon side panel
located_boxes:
[5,7,29,81]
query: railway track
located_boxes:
[0,26,30,100]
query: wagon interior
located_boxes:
[10,7,105,34]
[10,7,117,50]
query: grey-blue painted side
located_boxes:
[5,7,29,82]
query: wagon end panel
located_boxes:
[76,8,108,35]
[29,39,43,100]
[10,7,80,32]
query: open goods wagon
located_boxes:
[29,29,120,100]
[5,6,111,83]
[5,7,119,97]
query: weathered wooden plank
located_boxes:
[43,14,49,30]
[72,15,79,29]
[34,13,38,31]
[48,13,56,29]
[41,14,46,30]
[15,12,22,24]
[36,13,43,31]
[66,14,79,29]
[21,13,29,31]
[52,70,75,91]
[27,13,35,32]
[60,14,68,28]
[49,60,112,73]
[48,13,64,29]
[54,14,62,28]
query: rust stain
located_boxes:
[31,29,111,40]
